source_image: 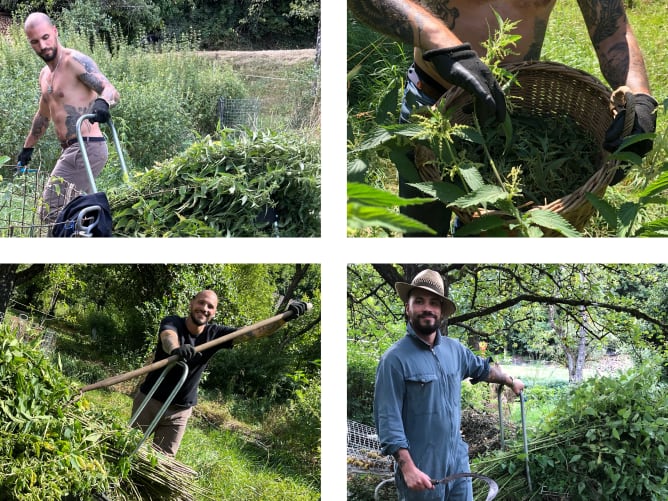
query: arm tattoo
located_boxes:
[348,0,417,42]
[577,0,629,88]
[73,53,106,94]
[348,0,451,45]
[420,1,458,30]
[28,113,50,142]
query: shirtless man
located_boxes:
[348,0,657,236]
[18,12,120,223]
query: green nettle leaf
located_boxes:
[458,163,486,191]
[355,126,395,151]
[452,214,508,236]
[347,182,434,208]
[451,184,507,209]
[617,201,641,237]
[524,209,581,237]
[408,181,466,203]
[637,168,668,199]
[389,144,422,183]
[376,80,401,125]
[347,203,437,234]
[585,192,618,230]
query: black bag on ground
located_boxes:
[52,192,113,237]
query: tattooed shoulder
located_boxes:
[73,52,106,93]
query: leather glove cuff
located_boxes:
[422,43,475,63]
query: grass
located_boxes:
[82,388,319,501]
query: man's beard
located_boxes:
[40,46,57,63]
[411,314,439,336]
[190,312,208,326]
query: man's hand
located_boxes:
[508,377,525,396]
[90,98,111,123]
[423,43,506,124]
[394,450,435,491]
[170,344,197,362]
[604,93,657,157]
[286,300,308,320]
[17,147,34,166]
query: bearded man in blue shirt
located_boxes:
[374,269,525,500]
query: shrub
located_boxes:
[474,362,668,500]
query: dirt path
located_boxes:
[197,48,317,68]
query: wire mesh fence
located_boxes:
[0,168,83,237]
[217,97,260,131]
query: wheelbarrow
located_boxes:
[50,113,129,237]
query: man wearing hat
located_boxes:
[374,268,524,500]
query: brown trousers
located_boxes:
[131,391,193,457]
[40,140,108,224]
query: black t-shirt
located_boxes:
[139,315,236,408]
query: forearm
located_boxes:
[348,0,460,50]
[485,364,514,387]
[578,0,651,93]
[100,84,120,108]
[160,330,180,354]
[24,112,50,148]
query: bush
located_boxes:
[474,362,668,500]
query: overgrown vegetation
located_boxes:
[2,263,321,499]
[473,361,668,500]
[0,323,208,500]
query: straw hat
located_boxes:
[395,269,456,317]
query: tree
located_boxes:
[348,264,668,368]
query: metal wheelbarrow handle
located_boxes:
[76,114,129,194]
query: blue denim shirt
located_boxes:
[373,324,490,500]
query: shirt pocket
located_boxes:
[404,373,439,415]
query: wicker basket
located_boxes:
[427,61,619,234]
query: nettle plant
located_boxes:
[348,14,665,237]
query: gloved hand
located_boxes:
[90,98,110,123]
[423,43,506,124]
[604,93,657,157]
[17,147,34,166]
[286,300,308,320]
[170,344,197,362]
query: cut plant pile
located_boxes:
[454,112,601,206]
[107,130,320,237]
[472,364,668,500]
[0,323,207,501]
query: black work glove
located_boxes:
[423,43,506,124]
[17,147,34,166]
[90,98,110,123]
[286,300,308,320]
[170,344,197,362]
[604,93,657,157]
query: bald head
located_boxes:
[24,12,53,32]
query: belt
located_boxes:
[408,62,448,101]
[61,136,105,149]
